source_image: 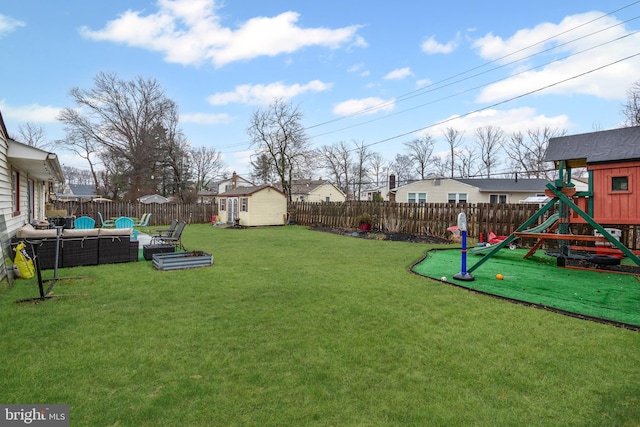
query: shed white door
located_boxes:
[227,197,238,223]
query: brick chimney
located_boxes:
[389,174,396,189]
[232,171,237,189]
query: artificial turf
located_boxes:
[411,248,640,328]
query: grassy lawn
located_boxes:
[1,225,639,426]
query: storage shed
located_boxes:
[544,126,640,225]
[218,184,287,226]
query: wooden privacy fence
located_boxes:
[51,201,215,227]
[289,201,640,249]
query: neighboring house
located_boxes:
[545,125,640,225]
[138,194,170,204]
[212,172,254,194]
[0,110,64,240]
[56,183,97,202]
[287,179,346,202]
[393,178,551,204]
[218,185,287,226]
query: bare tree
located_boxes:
[391,153,415,186]
[622,79,640,127]
[504,127,565,180]
[54,126,102,192]
[317,141,352,196]
[190,146,225,191]
[247,98,312,201]
[17,122,48,147]
[404,135,434,179]
[351,140,372,200]
[368,152,387,187]
[475,125,504,178]
[58,72,184,200]
[442,127,464,178]
[457,147,478,178]
[430,155,449,177]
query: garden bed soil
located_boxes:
[310,226,451,244]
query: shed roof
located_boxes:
[544,126,640,167]
[219,184,286,197]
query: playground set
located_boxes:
[413,127,640,327]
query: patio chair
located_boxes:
[98,212,115,228]
[73,216,96,230]
[152,219,178,239]
[155,221,186,250]
[115,217,135,229]
[134,213,151,227]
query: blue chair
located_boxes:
[115,217,135,229]
[73,216,96,229]
[98,212,115,228]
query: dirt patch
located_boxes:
[309,226,452,244]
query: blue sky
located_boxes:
[1,0,640,178]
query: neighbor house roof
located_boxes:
[544,126,640,167]
[287,179,344,196]
[453,178,549,192]
[219,184,286,197]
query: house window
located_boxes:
[325,197,330,202]
[12,169,20,216]
[408,192,426,204]
[220,199,226,211]
[448,193,468,203]
[612,176,629,191]
[241,197,248,212]
[490,194,507,204]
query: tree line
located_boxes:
[15,73,640,202]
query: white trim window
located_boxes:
[408,192,427,204]
[490,194,508,203]
[447,193,468,203]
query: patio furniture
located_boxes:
[97,212,115,228]
[115,217,135,229]
[135,213,151,227]
[152,219,178,239]
[73,216,96,230]
[153,221,186,250]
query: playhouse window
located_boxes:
[220,199,226,211]
[612,176,629,191]
[241,197,248,212]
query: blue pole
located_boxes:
[460,230,467,274]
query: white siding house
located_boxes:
[288,179,346,202]
[393,178,551,204]
[0,111,64,278]
[218,185,287,226]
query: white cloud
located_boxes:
[181,112,231,124]
[472,12,640,102]
[80,0,364,67]
[384,67,413,80]
[332,97,395,116]
[421,35,458,54]
[0,100,61,122]
[0,14,25,38]
[427,107,570,137]
[207,80,333,106]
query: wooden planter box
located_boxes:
[152,251,213,271]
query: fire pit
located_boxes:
[152,251,213,271]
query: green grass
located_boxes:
[1,225,639,426]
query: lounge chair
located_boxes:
[98,212,115,228]
[154,221,186,250]
[73,216,96,229]
[152,219,178,239]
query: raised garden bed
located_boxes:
[152,251,213,271]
